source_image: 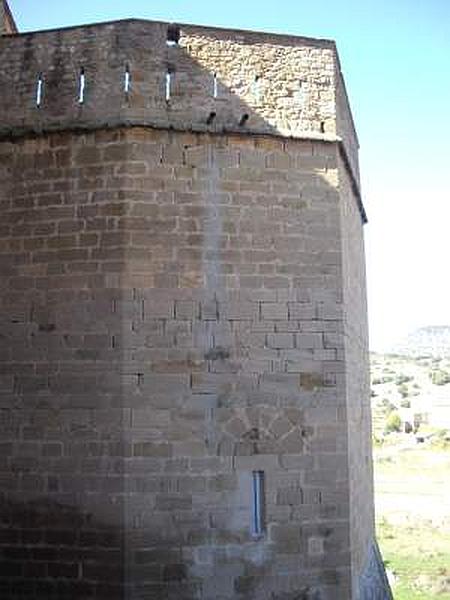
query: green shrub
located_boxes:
[385,411,402,433]
[372,435,384,448]
[430,429,450,450]
[398,383,409,398]
[381,398,396,412]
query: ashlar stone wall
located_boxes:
[0,15,391,600]
[0,127,353,599]
[0,19,359,187]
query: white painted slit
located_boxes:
[78,68,85,104]
[213,73,218,98]
[36,75,43,107]
[165,70,172,101]
[124,65,131,94]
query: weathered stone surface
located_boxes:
[0,9,390,600]
[0,18,362,200]
[0,1,16,35]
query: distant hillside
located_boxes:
[391,326,450,358]
[370,349,450,437]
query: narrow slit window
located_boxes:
[36,74,43,107]
[252,471,265,537]
[124,64,131,94]
[78,68,85,104]
[213,73,218,98]
[165,70,172,102]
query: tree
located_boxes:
[385,411,401,434]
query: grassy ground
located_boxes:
[377,518,450,599]
[374,442,450,599]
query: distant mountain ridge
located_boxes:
[392,326,450,357]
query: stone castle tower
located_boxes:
[0,3,391,599]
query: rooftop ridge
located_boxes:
[5,16,336,49]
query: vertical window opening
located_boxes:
[213,73,218,99]
[124,64,131,94]
[252,471,265,537]
[165,69,172,102]
[78,68,85,104]
[36,74,43,107]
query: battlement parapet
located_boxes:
[0,19,359,185]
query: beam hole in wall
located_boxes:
[35,74,43,107]
[320,121,325,133]
[78,67,85,104]
[167,24,180,46]
[239,113,249,127]
[206,111,216,125]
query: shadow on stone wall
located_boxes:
[0,20,287,138]
[0,496,123,599]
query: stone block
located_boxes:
[261,303,288,321]
[270,524,302,553]
[267,333,294,349]
[317,302,342,320]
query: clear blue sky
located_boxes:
[9,0,450,351]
